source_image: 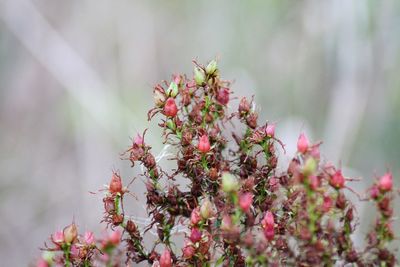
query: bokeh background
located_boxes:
[1,0,399,265]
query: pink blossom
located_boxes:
[379,172,393,192]
[265,124,275,137]
[239,192,253,213]
[159,249,172,267]
[51,230,64,246]
[84,231,95,245]
[297,133,309,153]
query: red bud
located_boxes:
[198,135,211,153]
[163,98,178,117]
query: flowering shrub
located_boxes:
[37,60,397,266]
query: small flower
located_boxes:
[51,230,64,246]
[163,98,178,117]
[198,135,211,153]
[378,172,393,192]
[297,133,309,153]
[239,192,253,213]
[182,241,196,259]
[238,97,250,114]
[134,134,144,146]
[84,231,95,245]
[190,228,202,243]
[330,170,345,189]
[261,211,275,241]
[265,124,275,137]
[109,172,123,194]
[216,88,230,105]
[159,249,172,267]
[63,223,78,244]
[190,207,201,225]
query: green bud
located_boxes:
[221,172,239,193]
[42,251,55,264]
[167,81,179,97]
[303,157,317,177]
[205,59,218,75]
[166,119,176,131]
[194,67,206,86]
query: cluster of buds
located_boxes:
[37,60,398,267]
[40,223,99,266]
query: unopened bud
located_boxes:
[194,67,206,86]
[302,157,317,177]
[221,172,239,193]
[297,133,309,154]
[200,198,213,219]
[205,59,218,75]
[63,223,78,244]
[167,81,179,97]
[159,249,172,267]
[378,172,393,192]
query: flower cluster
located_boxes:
[37,60,398,266]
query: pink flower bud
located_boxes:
[182,241,196,259]
[159,249,172,267]
[329,170,345,189]
[239,192,253,213]
[173,74,182,85]
[322,196,332,212]
[63,223,78,244]
[84,231,95,245]
[134,134,144,146]
[216,88,230,105]
[239,97,250,114]
[297,133,309,153]
[163,98,178,117]
[378,172,393,192]
[264,228,275,241]
[190,207,201,225]
[262,211,274,229]
[265,124,275,137]
[109,229,121,245]
[190,228,202,243]
[370,185,379,199]
[198,135,211,153]
[36,258,49,267]
[51,230,64,246]
[261,211,275,241]
[109,172,123,194]
[310,145,320,160]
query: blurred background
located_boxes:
[0,0,399,265]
